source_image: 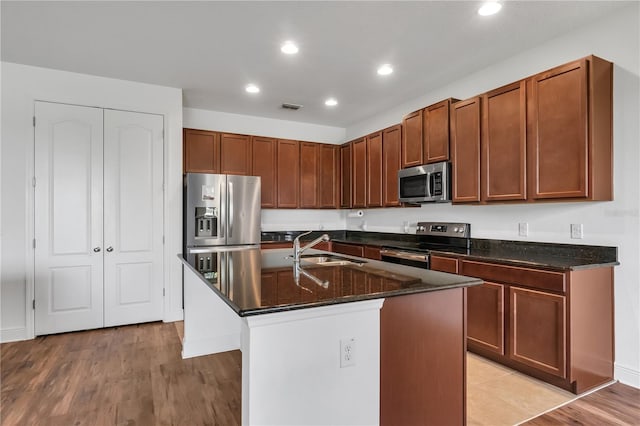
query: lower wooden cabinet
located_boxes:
[430,255,458,273]
[467,282,505,356]
[457,258,613,393]
[332,242,364,257]
[509,287,566,378]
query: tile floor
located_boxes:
[466,352,576,425]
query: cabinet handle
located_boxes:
[106,246,114,253]
[93,247,101,253]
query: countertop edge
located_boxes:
[179,251,482,317]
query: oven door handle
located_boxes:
[380,249,429,262]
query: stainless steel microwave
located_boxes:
[398,161,451,203]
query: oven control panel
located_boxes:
[416,222,470,238]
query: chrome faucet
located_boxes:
[293,231,330,263]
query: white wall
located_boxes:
[0,62,184,342]
[183,107,345,144]
[345,4,640,387]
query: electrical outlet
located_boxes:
[571,223,584,239]
[518,222,529,237]
[340,338,356,368]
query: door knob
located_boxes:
[106,246,114,252]
[93,247,101,253]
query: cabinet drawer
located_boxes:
[430,256,459,274]
[364,245,381,260]
[332,242,364,257]
[460,260,565,293]
[261,242,293,250]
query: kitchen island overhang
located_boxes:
[180,247,482,425]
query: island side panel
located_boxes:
[241,300,384,426]
[182,265,241,358]
[380,287,467,426]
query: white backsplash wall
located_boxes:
[262,209,346,232]
[345,3,640,388]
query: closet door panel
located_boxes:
[34,101,104,335]
[103,109,164,327]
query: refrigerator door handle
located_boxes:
[219,181,225,239]
[228,181,234,238]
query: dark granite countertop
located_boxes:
[261,230,619,271]
[180,247,481,317]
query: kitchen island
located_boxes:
[180,247,482,425]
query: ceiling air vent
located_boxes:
[281,103,303,111]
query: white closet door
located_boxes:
[103,109,164,326]
[34,101,104,335]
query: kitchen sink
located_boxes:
[299,254,366,266]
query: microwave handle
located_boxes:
[426,171,433,198]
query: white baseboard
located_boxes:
[0,327,28,343]
[615,363,640,388]
[181,332,241,359]
[163,307,184,323]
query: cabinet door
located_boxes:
[528,59,588,199]
[451,97,481,203]
[251,136,277,208]
[352,138,367,208]
[220,133,252,175]
[382,125,402,207]
[277,139,300,208]
[299,142,319,208]
[467,282,505,355]
[401,109,423,168]
[423,99,452,163]
[339,143,352,208]
[509,287,566,378]
[482,81,527,201]
[183,128,220,173]
[366,132,383,207]
[319,144,339,208]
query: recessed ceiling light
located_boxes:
[245,84,260,94]
[281,41,299,55]
[325,98,338,107]
[377,64,393,76]
[478,1,502,16]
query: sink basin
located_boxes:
[299,254,366,266]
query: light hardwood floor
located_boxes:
[1,322,638,425]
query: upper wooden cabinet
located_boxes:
[319,144,340,208]
[527,56,612,201]
[382,125,402,207]
[220,133,252,175]
[251,136,277,208]
[277,139,300,208]
[450,97,481,203]
[299,142,320,208]
[481,81,527,202]
[423,98,455,164]
[183,128,220,173]
[366,131,383,207]
[352,137,367,208]
[339,143,352,208]
[401,109,423,168]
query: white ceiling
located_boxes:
[1,1,629,127]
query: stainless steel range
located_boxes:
[380,222,471,269]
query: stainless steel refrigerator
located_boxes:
[184,173,261,253]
